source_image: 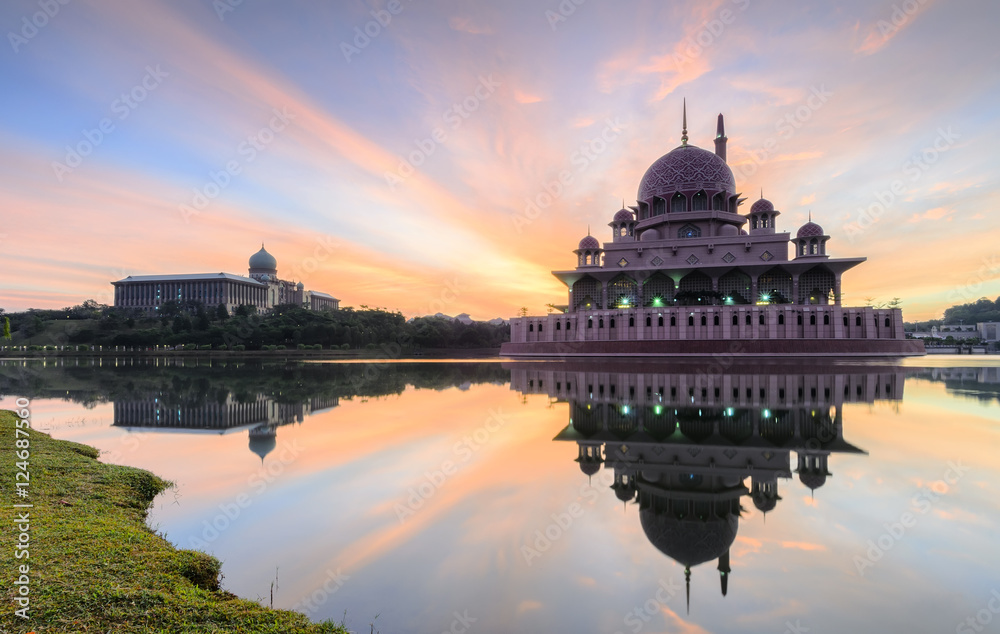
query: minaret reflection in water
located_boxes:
[508,362,904,613]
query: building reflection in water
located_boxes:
[508,362,904,613]
[113,395,339,461]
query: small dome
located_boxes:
[614,483,636,502]
[578,235,600,250]
[249,244,277,271]
[797,222,825,238]
[613,208,635,223]
[799,471,828,490]
[750,198,774,214]
[718,225,738,237]
[752,493,779,513]
[579,461,601,476]
[297,282,304,290]
[639,228,661,242]
[259,274,270,282]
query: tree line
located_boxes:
[0,300,509,350]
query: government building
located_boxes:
[112,245,339,315]
[502,104,924,357]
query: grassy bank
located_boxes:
[0,410,347,633]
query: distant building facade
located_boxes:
[112,245,339,315]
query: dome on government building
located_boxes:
[638,145,736,203]
[578,235,600,250]
[797,222,825,238]
[249,244,277,271]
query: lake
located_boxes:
[2,356,999,634]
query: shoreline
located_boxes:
[0,410,347,633]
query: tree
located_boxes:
[518,307,528,317]
[2,317,10,340]
[216,303,229,321]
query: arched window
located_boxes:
[700,315,707,326]
[824,314,830,325]
[759,313,766,325]
[885,317,891,327]
[628,316,635,327]
[810,240,818,255]
[538,323,543,331]
[609,318,616,328]
[619,226,627,237]
[678,224,701,239]
[556,322,561,330]
[567,321,572,330]
[643,273,674,306]
[588,318,593,329]
[670,315,676,326]
[713,314,720,326]
[598,318,604,328]
[712,192,726,211]
[688,315,695,326]
[646,316,652,327]
[692,190,708,211]
[671,193,686,213]
[732,314,738,326]
[528,324,534,332]
[658,316,664,327]
[798,314,803,325]
[653,197,666,216]
[810,314,816,325]
[843,315,848,327]
[856,315,862,327]
[572,277,601,310]
[778,313,785,325]
[746,314,751,325]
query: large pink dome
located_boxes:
[637,145,735,202]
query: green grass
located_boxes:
[0,410,348,633]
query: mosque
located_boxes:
[501,104,924,357]
[508,361,903,612]
[112,245,339,314]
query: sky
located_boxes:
[1,0,997,321]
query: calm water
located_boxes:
[2,356,999,634]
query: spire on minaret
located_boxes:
[681,99,688,146]
[809,210,812,222]
[718,549,731,597]
[685,567,691,614]
[714,112,728,162]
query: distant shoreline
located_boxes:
[0,347,502,360]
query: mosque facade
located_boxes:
[111,245,339,315]
[501,105,924,357]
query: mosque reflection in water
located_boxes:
[508,363,904,611]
